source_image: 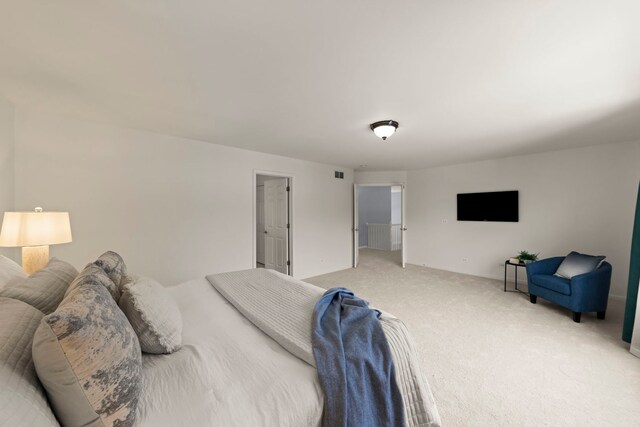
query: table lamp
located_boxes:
[0,207,72,274]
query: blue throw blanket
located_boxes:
[312,287,406,427]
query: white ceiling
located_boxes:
[1,0,639,170]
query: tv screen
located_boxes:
[457,191,519,222]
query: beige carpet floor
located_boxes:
[305,248,640,427]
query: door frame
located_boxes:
[353,182,406,268]
[255,185,266,265]
[253,169,294,276]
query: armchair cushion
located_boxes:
[555,251,605,279]
[530,274,571,296]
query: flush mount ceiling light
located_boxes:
[370,120,399,140]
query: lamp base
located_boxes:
[22,245,49,275]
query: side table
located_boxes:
[504,260,528,294]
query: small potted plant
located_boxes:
[518,250,539,265]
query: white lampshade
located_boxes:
[0,210,72,247]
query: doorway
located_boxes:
[255,173,292,275]
[353,184,406,268]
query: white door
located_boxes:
[401,185,406,268]
[256,185,265,265]
[353,184,359,268]
[265,178,289,274]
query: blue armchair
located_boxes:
[526,256,612,323]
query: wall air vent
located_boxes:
[334,171,344,179]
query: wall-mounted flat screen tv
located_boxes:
[457,191,519,222]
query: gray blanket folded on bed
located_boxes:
[206,269,442,427]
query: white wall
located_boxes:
[406,141,640,298]
[0,96,14,259]
[13,109,353,284]
[355,170,407,185]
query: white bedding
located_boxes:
[207,269,441,427]
[136,278,323,426]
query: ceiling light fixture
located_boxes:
[370,120,399,140]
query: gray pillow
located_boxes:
[0,297,59,427]
[65,263,120,302]
[0,258,78,314]
[555,251,606,279]
[0,254,27,289]
[119,276,182,354]
[32,282,142,427]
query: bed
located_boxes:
[139,270,441,427]
[0,252,440,427]
[137,277,325,426]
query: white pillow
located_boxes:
[0,254,26,290]
[119,276,182,354]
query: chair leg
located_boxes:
[597,311,606,320]
[572,312,581,323]
[529,294,537,304]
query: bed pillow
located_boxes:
[0,254,26,290]
[32,281,142,427]
[555,251,606,279]
[0,258,78,314]
[0,297,60,427]
[65,263,120,302]
[93,251,129,290]
[119,276,182,354]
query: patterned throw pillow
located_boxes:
[32,282,142,427]
[93,251,129,289]
[65,263,120,302]
[0,258,78,314]
[119,276,183,354]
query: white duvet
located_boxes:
[207,269,441,427]
[136,278,324,426]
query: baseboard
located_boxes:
[406,262,627,302]
[359,245,368,249]
[420,265,530,288]
[631,345,640,358]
